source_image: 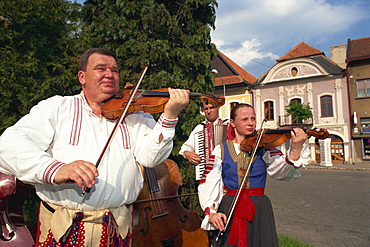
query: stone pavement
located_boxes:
[302,162,370,172]
[266,163,370,247]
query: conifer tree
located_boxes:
[0,0,81,133]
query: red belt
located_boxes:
[225,187,265,247]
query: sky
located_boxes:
[73,0,370,78]
[212,0,370,78]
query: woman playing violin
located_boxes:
[198,103,310,247]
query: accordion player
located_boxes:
[180,118,229,180]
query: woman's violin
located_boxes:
[101,86,225,119]
[240,128,329,152]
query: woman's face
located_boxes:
[230,106,256,137]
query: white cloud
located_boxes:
[218,39,279,68]
[212,0,369,76]
[261,0,298,16]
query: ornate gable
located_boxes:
[261,58,328,84]
[256,42,343,85]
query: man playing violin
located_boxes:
[0,48,190,246]
[198,103,309,247]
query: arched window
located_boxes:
[321,95,333,117]
[264,101,274,120]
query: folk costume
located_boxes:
[179,118,229,161]
[179,118,230,180]
[198,140,310,247]
[0,91,177,246]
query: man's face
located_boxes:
[78,53,120,102]
[203,102,220,123]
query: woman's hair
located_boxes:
[78,48,116,72]
[230,103,254,120]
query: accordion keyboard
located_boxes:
[195,130,206,180]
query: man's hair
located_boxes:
[230,103,254,120]
[78,48,116,71]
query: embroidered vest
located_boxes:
[221,141,267,189]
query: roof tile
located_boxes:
[213,51,256,86]
[347,37,370,60]
[277,42,324,62]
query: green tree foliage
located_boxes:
[285,101,313,124]
[0,0,217,214]
[79,0,218,212]
[0,0,82,133]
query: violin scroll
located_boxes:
[306,128,329,140]
[199,94,225,108]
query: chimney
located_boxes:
[330,44,346,69]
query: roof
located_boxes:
[277,42,325,62]
[310,55,344,74]
[254,43,344,85]
[346,37,370,62]
[210,50,256,87]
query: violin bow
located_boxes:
[81,64,149,196]
[215,118,267,241]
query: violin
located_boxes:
[240,128,329,152]
[101,87,225,120]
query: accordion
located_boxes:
[194,123,228,180]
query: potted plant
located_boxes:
[285,101,313,128]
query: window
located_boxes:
[363,138,370,159]
[321,95,333,117]
[360,118,370,127]
[357,79,370,97]
[264,101,274,120]
[291,67,298,76]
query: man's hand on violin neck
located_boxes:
[289,128,308,161]
[163,88,190,119]
[54,160,99,189]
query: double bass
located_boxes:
[0,172,35,246]
[132,159,209,247]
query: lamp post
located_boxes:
[212,69,226,116]
[212,69,226,98]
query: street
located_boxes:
[265,170,370,247]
